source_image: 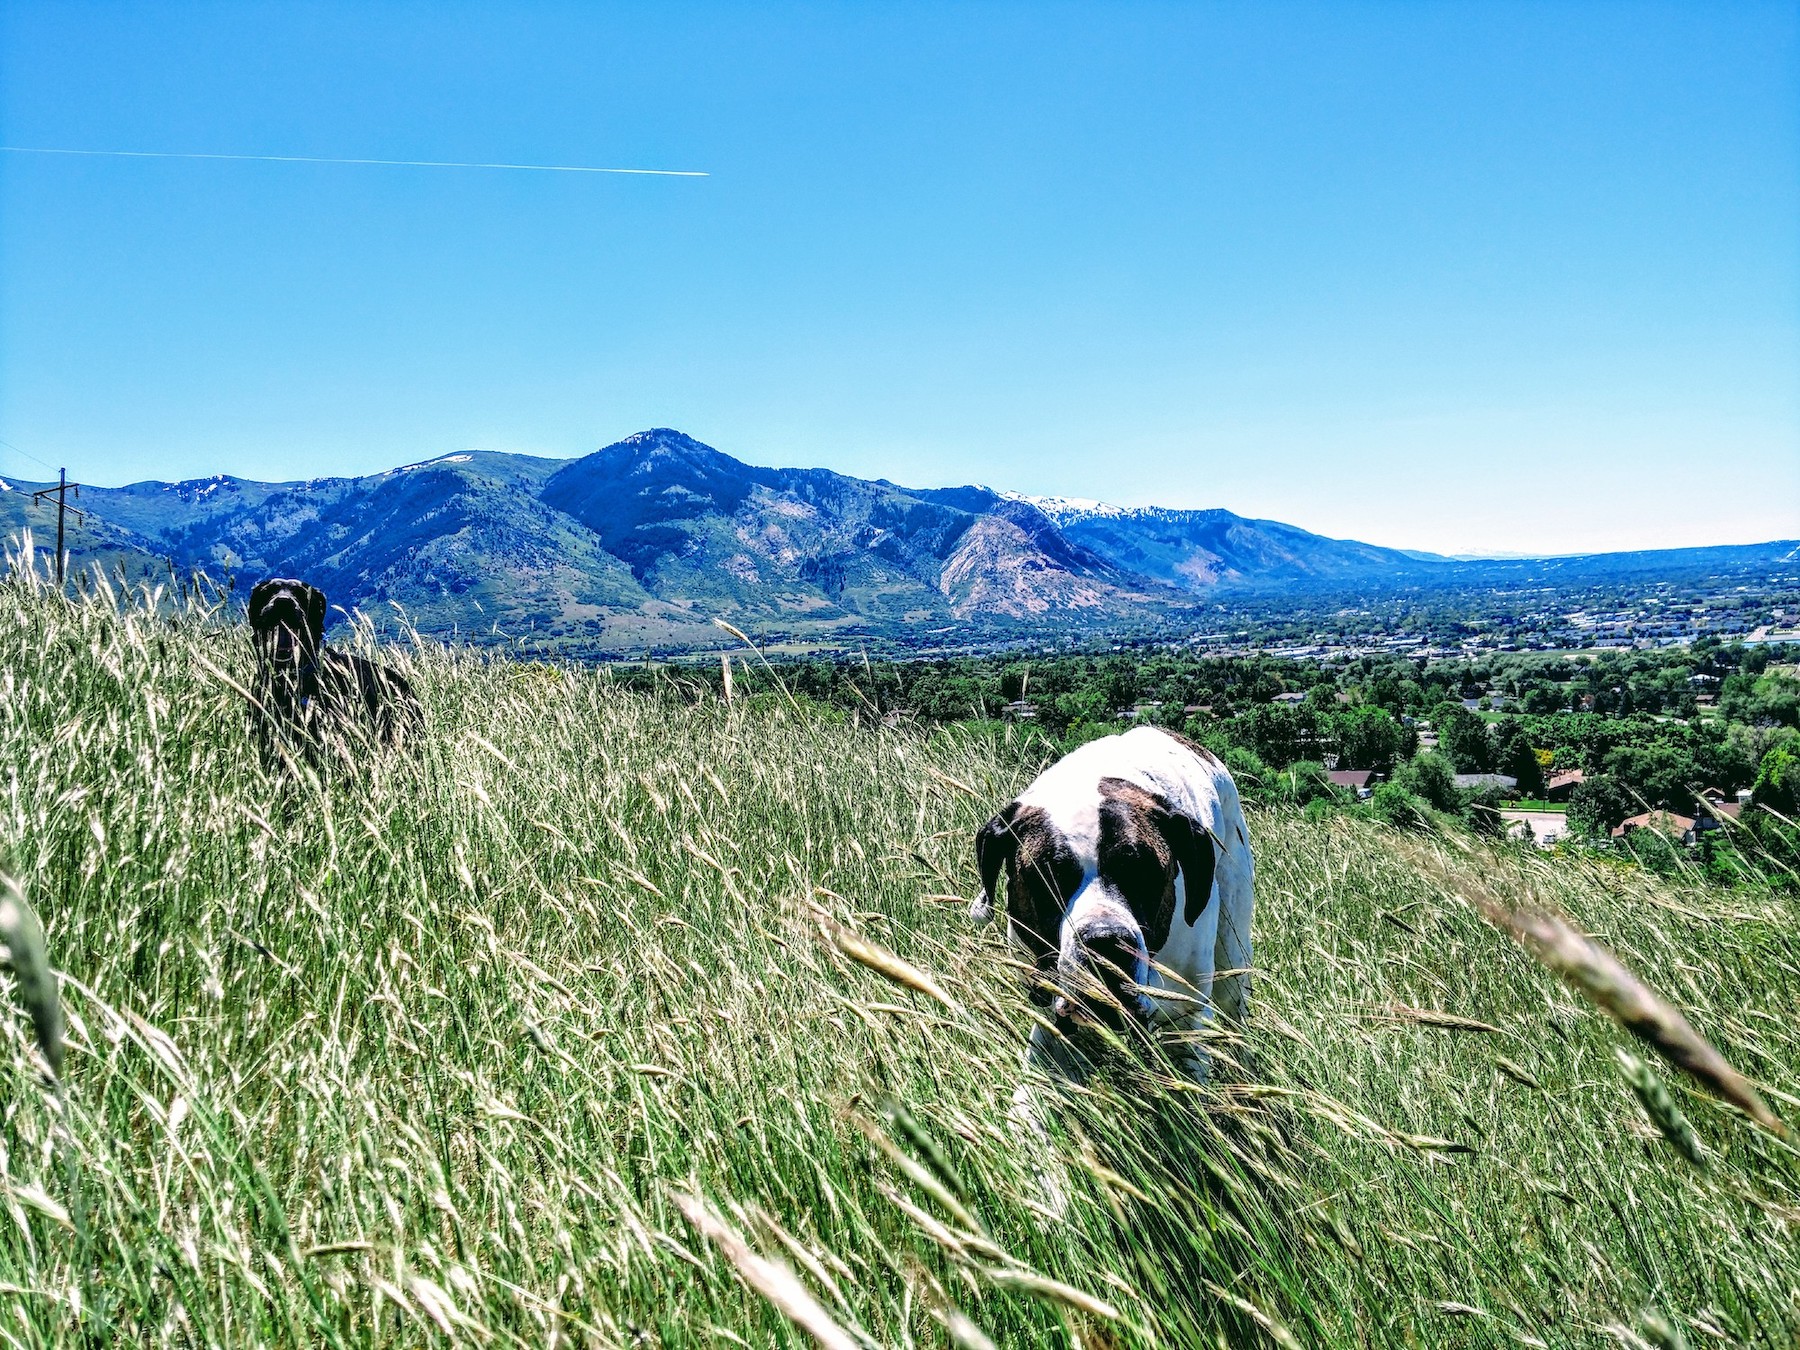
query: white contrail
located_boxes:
[0,146,706,176]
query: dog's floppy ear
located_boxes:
[1167,813,1217,928]
[303,584,327,648]
[248,579,278,625]
[972,801,1023,925]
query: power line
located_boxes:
[0,437,57,474]
[1,441,84,585]
[0,146,707,176]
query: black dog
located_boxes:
[247,578,422,756]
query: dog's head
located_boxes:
[974,776,1215,1043]
[248,578,326,670]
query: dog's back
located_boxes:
[316,650,422,747]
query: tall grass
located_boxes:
[0,559,1796,1347]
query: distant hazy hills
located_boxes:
[2,428,1794,653]
[1010,494,1445,588]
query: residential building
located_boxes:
[1545,769,1585,802]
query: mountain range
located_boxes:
[2,428,1793,654]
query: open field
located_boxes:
[1,566,1797,1347]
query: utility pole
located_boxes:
[30,468,83,586]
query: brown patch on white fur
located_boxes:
[1094,778,1180,952]
[1095,777,1216,939]
[973,802,1083,1000]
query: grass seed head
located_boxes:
[982,1267,1123,1323]
[1511,906,1785,1138]
[671,1189,864,1350]
[1639,1309,1691,1350]
[1617,1050,1707,1169]
[856,1112,992,1242]
[1406,840,1788,1139]
[1495,1057,1545,1091]
[809,905,961,1016]
[0,873,64,1080]
[940,1306,1000,1350]
[879,1094,974,1209]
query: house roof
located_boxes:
[1612,810,1694,838]
[1453,773,1518,791]
[1327,769,1373,788]
[1547,769,1585,790]
[1691,789,1745,822]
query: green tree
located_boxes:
[1522,685,1563,714]
[1722,723,1795,790]
[1601,743,1699,812]
[1368,676,1404,712]
[1332,705,1407,772]
[1369,781,1428,830]
[1229,703,1319,768]
[1748,673,1800,729]
[1271,760,1344,808]
[1393,751,1458,812]
[1751,743,1800,815]
[1221,745,1270,786]
[1464,798,1506,837]
[1435,705,1495,773]
[1498,726,1545,797]
[1046,687,1107,733]
[1568,774,1639,835]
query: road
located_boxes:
[1501,810,1568,848]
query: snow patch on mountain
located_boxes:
[162,475,235,502]
[394,454,475,474]
[1002,492,1139,525]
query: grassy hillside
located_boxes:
[1,564,1796,1348]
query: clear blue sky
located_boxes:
[2,1,1795,555]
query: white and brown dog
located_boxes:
[973,725,1253,1082]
